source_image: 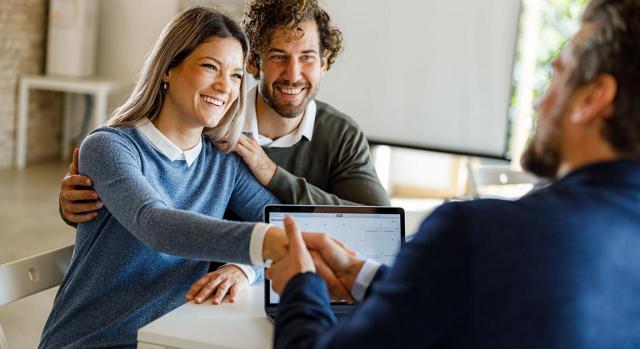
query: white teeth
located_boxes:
[278,87,302,95]
[202,95,224,107]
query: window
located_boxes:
[509,0,588,164]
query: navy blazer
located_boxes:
[274,160,640,349]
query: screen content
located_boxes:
[267,211,402,303]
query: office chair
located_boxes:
[467,162,539,199]
[0,244,74,349]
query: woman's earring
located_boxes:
[162,81,168,92]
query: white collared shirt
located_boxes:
[351,259,382,303]
[243,86,316,147]
[136,118,202,167]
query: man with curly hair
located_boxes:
[56,0,388,305]
[232,0,389,207]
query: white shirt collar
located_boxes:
[135,118,202,166]
[243,86,316,148]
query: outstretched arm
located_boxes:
[79,130,285,265]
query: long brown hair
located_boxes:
[108,7,249,149]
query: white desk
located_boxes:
[137,285,273,349]
[15,75,129,169]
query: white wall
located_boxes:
[96,0,180,81]
[389,149,457,190]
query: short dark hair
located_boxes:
[242,0,343,77]
[569,0,640,157]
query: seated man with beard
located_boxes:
[265,0,640,347]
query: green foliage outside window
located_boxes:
[507,0,588,158]
[533,0,589,100]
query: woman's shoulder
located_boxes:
[201,139,248,171]
[202,138,238,160]
[78,126,145,174]
[87,125,136,139]
[81,126,141,154]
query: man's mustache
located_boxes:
[273,80,310,88]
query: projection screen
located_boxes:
[318,0,522,159]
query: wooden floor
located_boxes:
[0,161,75,349]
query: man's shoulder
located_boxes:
[423,184,585,239]
[314,100,362,132]
[424,194,548,230]
[409,195,553,255]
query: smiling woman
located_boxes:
[37,7,289,348]
[107,7,249,149]
[159,37,245,148]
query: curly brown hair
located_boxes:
[242,0,343,77]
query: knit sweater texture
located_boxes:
[264,101,390,206]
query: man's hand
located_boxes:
[60,148,102,223]
[265,216,316,294]
[186,265,249,304]
[234,134,277,186]
[308,249,354,302]
[303,232,365,293]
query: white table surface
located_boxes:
[137,284,273,349]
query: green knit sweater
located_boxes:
[264,100,390,206]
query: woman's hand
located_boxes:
[263,226,289,263]
[266,216,316,294]
[186,265,249,304]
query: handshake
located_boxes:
[263,215,366,302]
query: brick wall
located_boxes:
[0,0,63,169]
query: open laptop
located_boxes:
[263,205,405,322]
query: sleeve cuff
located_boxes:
[266,166,300,204]
[220,263,256,284]
[249,223,271,267]
[351,259,381,303]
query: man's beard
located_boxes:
[521,136,561,179]
[258,80,319,119]
[521,110,563,180]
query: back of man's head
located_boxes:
[571,0,640,157]
[242,0,343,77]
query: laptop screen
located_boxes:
[264,205,405,305]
